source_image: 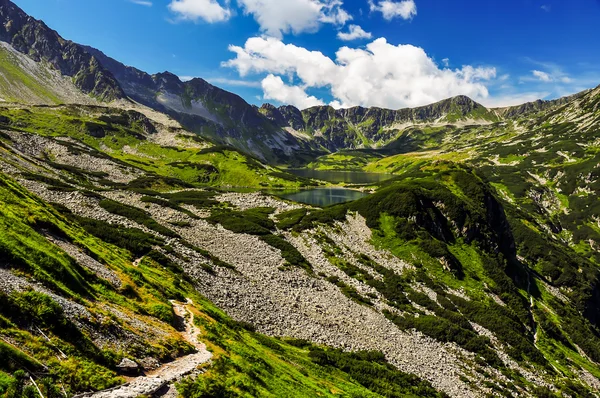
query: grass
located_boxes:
[0,46,62,103]
[0,173,194,394]
[1,91,600,395]
[0,106,312,190]
[278,166,599,384]
[177,298,446,398]
[3,173,370,396]
[99,199,180,238]
[306,151,383,171]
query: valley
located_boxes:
[0,1,599,397]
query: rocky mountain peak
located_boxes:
[153,71,184,93]
[418,95,485,118]
[259,103,286,126]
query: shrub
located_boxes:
[159,190,217,208]
[99,199,179,238]
[126,176,193,190]
[259,234,310,271]
[140,196,199,219]
[147,303,175,325]
[66,215,163,257]
[308,347,448,398]
[275,208,307,230]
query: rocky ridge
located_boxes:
[0,0,125,101]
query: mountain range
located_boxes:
[0,0,591,163]
[1,0,600,397]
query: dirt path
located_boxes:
[74,300,212,398]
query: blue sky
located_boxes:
[12,0,600,109]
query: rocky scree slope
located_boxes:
[1,104,600,397]
[0,104,454,398]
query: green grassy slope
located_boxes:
[0,169,447,397]
[274,164,600,396]
[0,104,454,397]
[0,105,312,189]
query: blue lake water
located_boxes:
[270,188,369,207]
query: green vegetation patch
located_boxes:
[98,199,179,238]
[208,207,311,271]
[178,298,447,398]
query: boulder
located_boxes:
[116,358,139,375]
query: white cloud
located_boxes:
[236,0,351,38]
[129,0,153,6]
[262,74,325,108]
[337,24,372,41]
[208,78,262,87]
[168,0,231,23]
[442,58,450,67]
[224,36,497,109]
[531,69,572,83]
[532,70,551,82]
[541,4,551,12]
[369,0,417,21]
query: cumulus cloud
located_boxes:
[168,0,231,23]
[369,0,417,21]
[237,0,351,38]
[224,36,497,109]
[337,24,372,41]
[262,74,325,108]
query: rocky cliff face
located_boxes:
[0,0,125,101]
[260,95,496,151]
[83,46,309,162]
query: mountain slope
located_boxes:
[83,46,312,163]
[0,0,125,102]
[259,96,504,152]
[0,3,600,396]
[0,168,441,398]
[0,104,454,397]
[0,41,99,104]
[1,100,600,396]
[0,0,588,164]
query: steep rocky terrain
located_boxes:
[0,0,124,102]
[1,96,600,396]
[82,46,311,163]
[260,95,498,151]
[2,0,583,165]
[0,104,455,398]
